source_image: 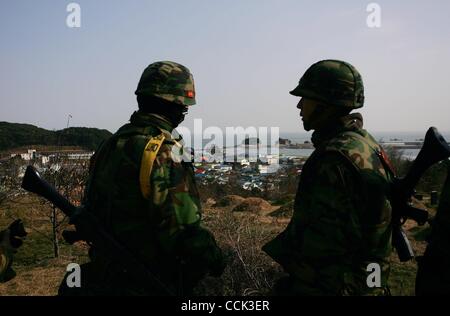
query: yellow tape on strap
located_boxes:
[139,133,166,199]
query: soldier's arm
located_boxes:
[286,152,390,294]
[149,147,224,276]
[294,153,365,259]
[0,220,27,282]
[0,229,16,283]
[0,245,11,282]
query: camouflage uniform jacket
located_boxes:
[263,113,393,295]
[71,110,224,295]
[0,233,14,283]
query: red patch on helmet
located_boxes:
[186,90,195,98]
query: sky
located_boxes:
[1,0,450,135]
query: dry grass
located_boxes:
[0,194,89,296]
[0,259,68,296]
[1,193,429,296]
[196,207,286,296]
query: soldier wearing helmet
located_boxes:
[263,60,394,295]
[58,61,225,295]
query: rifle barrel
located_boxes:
[21,166,77,216]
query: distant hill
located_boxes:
[0,121,112,151]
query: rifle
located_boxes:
[21,166,175,295]
[389,127,450,262]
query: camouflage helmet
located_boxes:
[290,60,365,109]
[135,61,196,106]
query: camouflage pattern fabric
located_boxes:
[135,61,196,106]
[263,113,393,295]
[290,60,365,109]
[59,110,224,296]
[0,244,10,282]
[0,230,15,283]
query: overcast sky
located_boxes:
[1,0,449,134]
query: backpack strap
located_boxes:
[139,133,166,199]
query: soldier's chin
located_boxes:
[175,114,186,126]
[302,121,312,131]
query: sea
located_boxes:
[183,131,450,161]
[279,131,450,160]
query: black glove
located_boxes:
[7,219,27,248]
[0,219,27,282]
[175,226,226,278]
[62,228,83,244]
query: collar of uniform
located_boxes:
[311,113,364,148]
[129,111,174,132]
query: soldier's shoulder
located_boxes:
[157,130,189,165]
[308,150,357,181]
[111,123,186,165]
[325,129,375,151]
[91,123,165,165]
[323,130,383,171]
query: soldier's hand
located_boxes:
[208,245,231,277]
[0,220,26,283]
[1,219,27,252]
[0,229,14,256]
[62,228,82,244]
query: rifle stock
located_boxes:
[391,127,450,261]
[415,161,450,295]
[21,166,175,295]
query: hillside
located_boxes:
[0,122,112,151]
[0,194,426,296]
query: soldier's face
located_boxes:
[173,104,189,125]
[297,98,319,131]
[180,105,189,121]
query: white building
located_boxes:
[41,156,50,164]
[219,165,232,172]
[258,164,279,174]
[240,159,250,166]
[11,149,36,161]
[67,152,94,160]
[266,155,279,165]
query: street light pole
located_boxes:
[66,114,72,129]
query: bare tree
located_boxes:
[0,156,25,211]
[40,158,88,257]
